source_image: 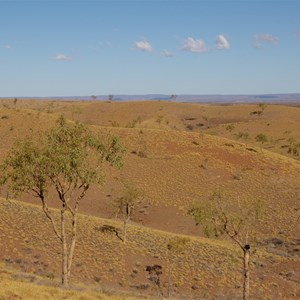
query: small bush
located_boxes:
[225,124,235,132]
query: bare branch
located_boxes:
[40,195,62,242]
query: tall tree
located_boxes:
[189,191,265,300]
[0,116,125,286]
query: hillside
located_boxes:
[2,99,300,159]
[0,198,299,299]
[0,100,299,299]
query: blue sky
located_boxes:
[1,0,300,97]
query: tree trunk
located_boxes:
[67,213,77,280]
[61,207,68,287]
[168,274,172,298]
[123,219,127,243]
[243,246,250,300]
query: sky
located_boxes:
[0,0,300,97]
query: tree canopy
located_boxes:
[0,116,125,286]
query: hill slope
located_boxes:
[0,198,299,299]
[0,101,299,298]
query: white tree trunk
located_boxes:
[243,247,250,300]
[61,208,68,287]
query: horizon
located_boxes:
[2,92,300,97]
[1,1,300,97]
[2,92,300,104]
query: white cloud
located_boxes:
[216,34,230,50]
[254,34,279,44]
[2,44,12,49]
[53,53,72,61]
[134,40,153,52]
[182,37,208,53]
[252,34,279,49]
[161,49,174,57]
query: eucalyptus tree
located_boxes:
[189,191,265,300]
[112,183,143,243]
[0,116,125,286]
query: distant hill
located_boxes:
[2,93,300,103]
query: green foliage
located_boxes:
[188,191,266,242]
[188,199,219,238]
[0,138,46,194]
[225,123,235,132]
[236,132,249,140]
[113,183,143,220]
[258,103,267,112]
[112,182,143,243]
[1,116,125,198]
[287,138,300,156]
[255,133,268,145]
[0,116,126,285]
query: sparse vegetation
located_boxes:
[126,116,142,128]
[0,100,299,299]
[0,116,125,287]
[258,103,267,115]
[113,183,143,243]
[111,120,120,127]
[189,191,266,300]
[236,131,249,140]
[145,265,163,297]
[287,138,300,157]
[225,123,235,132]
[255,133,268,150]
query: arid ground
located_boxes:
[0,99,299,299]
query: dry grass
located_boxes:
[0,100,300,299]
[0,197,299,299]
[0,264,144,300]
